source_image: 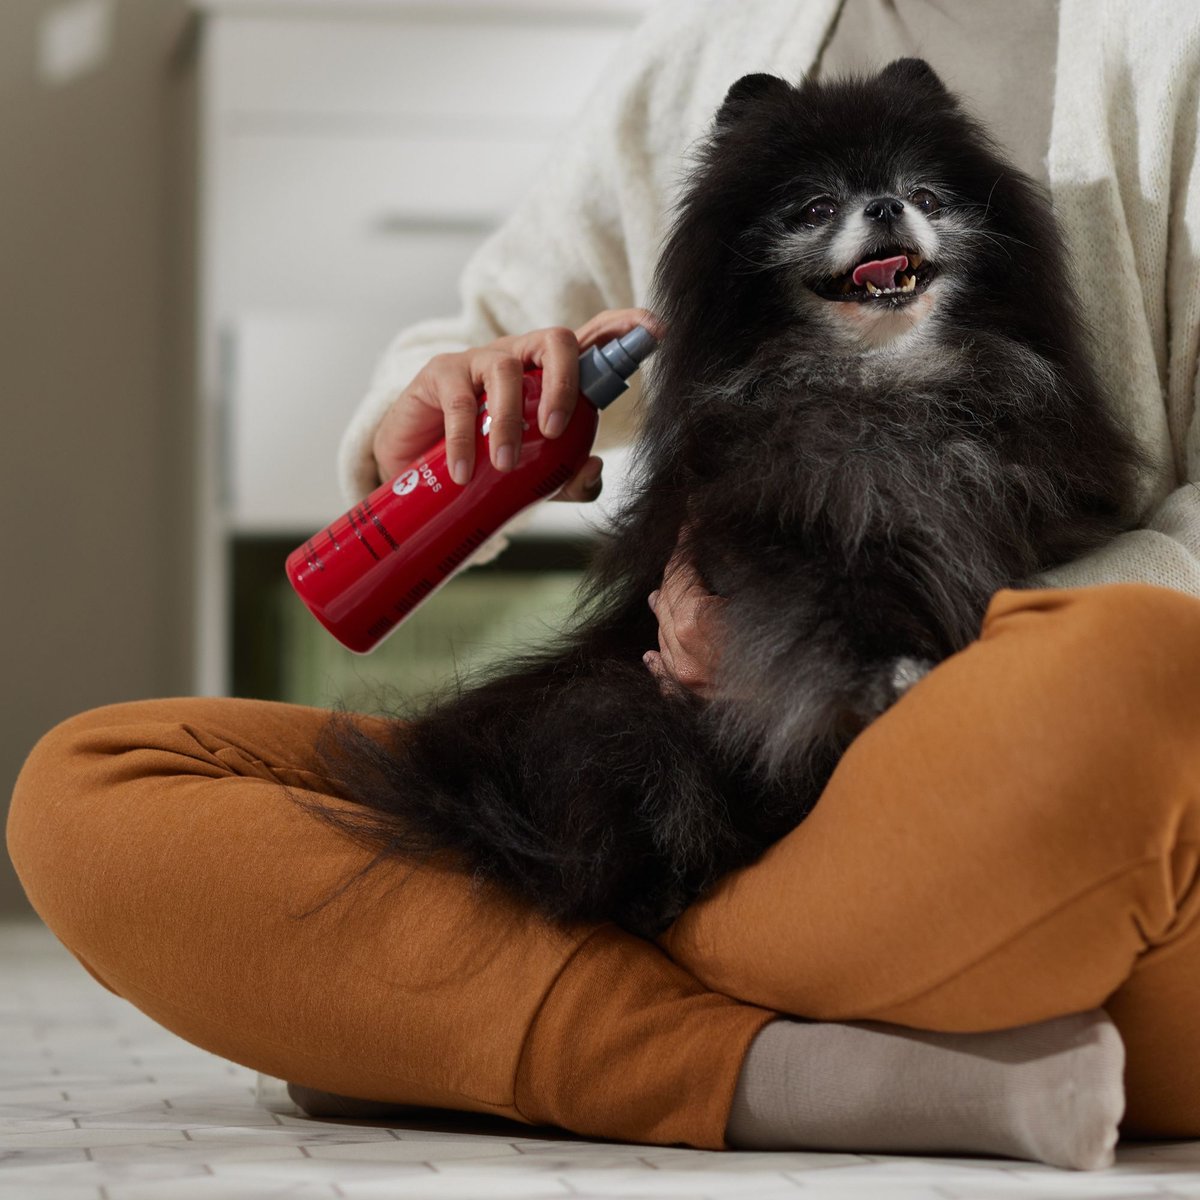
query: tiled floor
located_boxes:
[5,919,1200,1200]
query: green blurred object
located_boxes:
[231,535,593,711]
[252,561,580,720]
[275,564,585,715]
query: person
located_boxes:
[9,0,1200,1174]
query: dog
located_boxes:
[301,59,1147,937]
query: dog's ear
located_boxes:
[879,57,950,96]
[716,73,791,125]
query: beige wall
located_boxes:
[1,0,194,914]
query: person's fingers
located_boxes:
[660,546,703,600]
[679,595,726,673]
[642,649,683,698]
[573,306,666,352]
[651,586,694,684]
[650,562,724,694]
[655,552,705,657]
[656,612,708,690]
[429,355,485,487]
[658,522,723,662]
[372,390,445,483]
[550,455,603,503]
[522,326,580,438]
[374,313,666,489]
[472,351,526,472]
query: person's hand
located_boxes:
[371,306,664,502]
[643,535,726,699]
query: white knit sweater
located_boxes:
[339,0,1200,598]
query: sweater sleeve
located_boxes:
[1031,486,1200,596]
[335,4,708,506]
[1030,2,1200,601]
[336,0,842,510]
[336,218,626,508]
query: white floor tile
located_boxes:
[303,1138,521,1162]
[0,1147,89,1168]
[104,1182,340,1200]
[205,1157,435,1183]
[0,1186,105,1200]
[182,1125,401,1146]
[558,1166,802,1196]
[338,1176,572,1198]
[0,1127,189,1150]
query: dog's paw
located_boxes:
[890,655,933,697]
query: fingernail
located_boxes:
[450,459,469,486]
[545,411,567,438]
[643,651,654,667]
[648,590,659,611]
[496,444,515,471]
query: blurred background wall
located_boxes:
[1,0,648,920]
[0,0,195,914]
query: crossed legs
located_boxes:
[8,583,1200,1146]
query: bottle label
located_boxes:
[286,366,598,653]
[393,460,443,497]
[392,469,419,496]
[417,460,443,493]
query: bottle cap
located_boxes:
[578,324,659,409]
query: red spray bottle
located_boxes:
[286,325,658,653]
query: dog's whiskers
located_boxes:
[720,238,778,274]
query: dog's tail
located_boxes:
[288,605,765,935]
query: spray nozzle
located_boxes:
[577,324,659,409]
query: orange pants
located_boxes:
[8,584,1200,1148]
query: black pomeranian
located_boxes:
[297,59,1146,937]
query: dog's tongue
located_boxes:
[852,254,909,289]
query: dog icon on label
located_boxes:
[392,469,419,496]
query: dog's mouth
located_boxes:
[812,248,938,303]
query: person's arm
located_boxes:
[365,307,662,510]
[1029,3,1200,598]
[643,546,726,699]
[1030,485,1200,595]
[337,3,723,505]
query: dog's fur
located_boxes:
[298,60,1147,937]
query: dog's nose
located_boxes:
[863,197,905,223]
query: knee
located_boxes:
[985,583,1200,720]
[1058,581,1200,651]
[7,703,145,931]
[979,583,1200,810]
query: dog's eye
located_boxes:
[910,188,941,215]
[801,197,838,225]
